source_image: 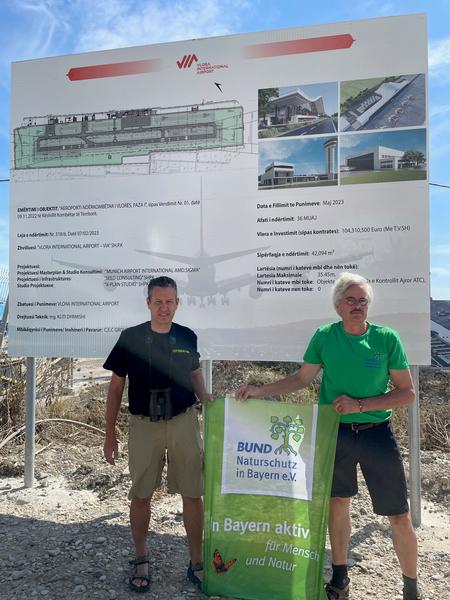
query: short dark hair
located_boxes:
[147,276,178,298]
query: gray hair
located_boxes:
[332,272,373,309]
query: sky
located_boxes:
[0,0,449,298]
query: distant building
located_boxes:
[345,145,405,171]
[260,162,295,186]
[259,139,337,188]
[324,139,337,178]
[264,89,325,126]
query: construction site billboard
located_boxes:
[9,14,429,362]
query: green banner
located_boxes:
[203,398,339,600]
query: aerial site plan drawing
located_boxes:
[14,101,244,169]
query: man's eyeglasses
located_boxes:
[343,297,369,307]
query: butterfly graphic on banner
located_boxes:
[212,549,237,574]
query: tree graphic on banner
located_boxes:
[270,415,305,455]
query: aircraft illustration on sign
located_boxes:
[135,245,268,307]
[51,240,374,307]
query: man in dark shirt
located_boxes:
[103,276,211,592]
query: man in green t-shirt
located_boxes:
[236,272,421,600]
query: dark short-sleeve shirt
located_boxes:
[103,321,200,416]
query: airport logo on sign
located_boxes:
[176,54,198,69]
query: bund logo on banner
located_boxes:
[221,399,318,500]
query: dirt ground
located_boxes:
[0,362,449,600]
[0,429,449,600]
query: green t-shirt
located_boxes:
[303,321,409,423]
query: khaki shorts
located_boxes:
[128,406,203,499]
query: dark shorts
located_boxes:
[331,421,409,516]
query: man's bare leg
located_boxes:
[130,495,152,589]
[328,496,352,564]
[327,496,352,595]
[181,496,203,587]
[182,496,204,580]
[388,512,417,577]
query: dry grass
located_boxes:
[391,400,450,452]
[1,358,448,452]
[0,358,26,432]
[212,360,318,404]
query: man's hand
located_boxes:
[103,434,119,465]
[333,394,360,415]
[235,384,260,401]
[198,392,213,404]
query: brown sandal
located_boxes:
[325,579,350,599]
[129,555,150,593]
[187,561,203,588]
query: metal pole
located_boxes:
[24,357,36,488]
[408,365,421,527]
[201,359,213,393]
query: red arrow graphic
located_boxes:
[67,59,161,81]
[244,34,354,59]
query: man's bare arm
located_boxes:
[191,367,213,403]
[103,373,126,465]
[333,368,415,415]
[235,362,322,400]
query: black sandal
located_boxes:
[187,561,203,588]
[325,578,350,599]
[129,555,151,593]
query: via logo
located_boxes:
[270,415,305,456]
[176,54,198,69]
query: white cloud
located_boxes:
[431,267,450,277]
[430,285,450,301]
[72,0,254,53]
[259,140,298,163]
[2,1,254,68]
[429,36,450,69]
[6,0,67,60]
[429,36,450,81]
[300,161,321,175]
[349,1,395,20]
[431,244,450,257]
[429,104,450,119]
[0,217,8,254]
[339,135,362,150]
[430,144,450,165]
[430,265,450,300]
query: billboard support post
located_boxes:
[201,359,213,394]
[24,356,36,488]
[409,365,421,527]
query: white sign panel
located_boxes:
[221,399,318,500]
[9,14,429,362]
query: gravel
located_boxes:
[0,439,448,600]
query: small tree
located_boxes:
[258,88,279,119]
[402,150,425,168]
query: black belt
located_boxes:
[137,407,187,422]
[340,420,389,432]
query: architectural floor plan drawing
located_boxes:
[14,100,244,170]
